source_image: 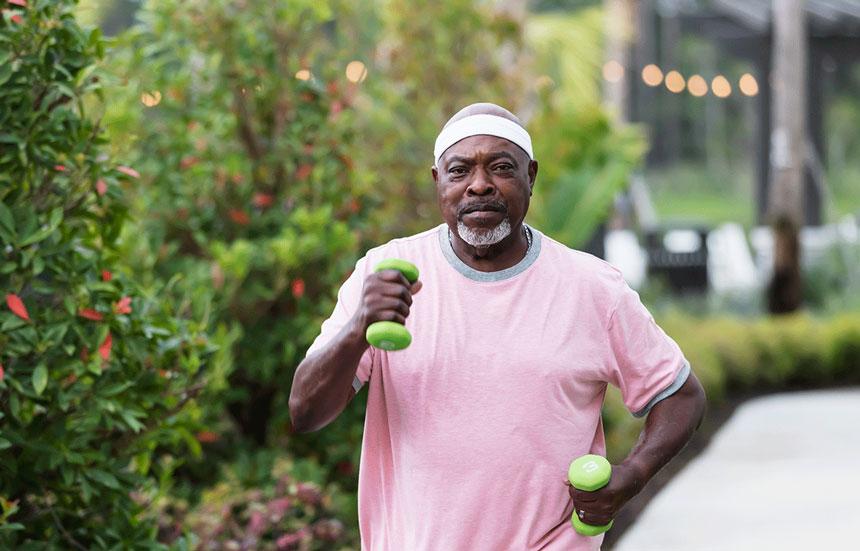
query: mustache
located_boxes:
[458,200,508,218]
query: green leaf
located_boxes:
[19,207,63,247]
[0,201,14,235]
[86,469,120,489]
[0,438,11,450]
[32,364,48,396]
[119,409,145,433]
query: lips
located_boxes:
[460,202,506,216]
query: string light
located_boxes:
[687,75,708,97]
[642,64,663,87]
[711,75,732,98]
[345,61,367,83]
[295,69,311,81]
[739,73,759,96]
[603,60,624,83]
[665,70,685,93]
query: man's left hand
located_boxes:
[566,462,641,527]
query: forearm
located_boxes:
[620,373,707,496]
[289,318,369,433]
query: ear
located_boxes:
[527,159,538,196]
[431,165,439,186]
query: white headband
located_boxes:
[433,113,534,167]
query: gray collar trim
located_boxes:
[437,222,542,282]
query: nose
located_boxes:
[466,167,495,197]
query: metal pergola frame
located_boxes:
[629,0,860,226]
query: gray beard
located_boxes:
[456,218,512,247]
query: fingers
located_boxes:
[360,270,421,329]
[569,486,615,527]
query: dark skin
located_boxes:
[288,103,707,531]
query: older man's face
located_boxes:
[433,135,536,247]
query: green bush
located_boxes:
[0,1,216,546]
[529,102,646,248]
[105,0,375,453]
[604,312,860,461]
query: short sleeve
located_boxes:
[305,256,374,392]
[605,279,690,417]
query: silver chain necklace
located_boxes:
[448,224,532,256]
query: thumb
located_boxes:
[410,280,423,295]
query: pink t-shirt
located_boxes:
[306,223,689,550]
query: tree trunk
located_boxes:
[767,0,806,314]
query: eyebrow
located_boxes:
[445,151,519,168]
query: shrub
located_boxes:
[157,454,358,550]
[106,0,374,453]
[0,1,216,546]
[605,312,860,460]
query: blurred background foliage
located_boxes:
[2,0,858,547]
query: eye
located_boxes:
[494,163,514,172]
[448,166,468,177]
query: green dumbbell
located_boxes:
[365,259,420,351]
[568,454,614,537]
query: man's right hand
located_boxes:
[352,269,423,332]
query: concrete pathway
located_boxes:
[614,389,860,551]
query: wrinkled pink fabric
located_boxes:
[307,224,688,550]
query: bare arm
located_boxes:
[288,318,368,433]
[570,371,707,526]
[289,271,422,433]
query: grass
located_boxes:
[644,162,860,229]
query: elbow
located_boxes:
[289,397,316,434]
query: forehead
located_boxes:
[440,134,524,165]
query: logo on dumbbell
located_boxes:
[581,460,599,474]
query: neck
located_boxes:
[450,223,530,272]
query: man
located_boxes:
[289,102,706,550]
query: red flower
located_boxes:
[291,278,305,299]
[54,164,66,172]
[98,332,112,361]
[116,165,140,178]
[8,0,27,6]
[101,270,112,281]
[252,193,274,208]
[96,179,107,196]
[195,431,220,443]
[295,164,313,181]
[114,296,132,315]
[6,293,29,321]
[228,209,250,225]
[0,363,4,382]
[10,13,22,24]
[78,308,103,321]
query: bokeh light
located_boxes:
[140,90,161,107]
[739,73,759,96]
[295,69,311,81]
[665,70,685,93]
[345,61,368,83]
[687,75,708,97]
[603,60,624,83]
[642,64,663,87]
[712,75,732,98]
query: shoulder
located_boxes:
[357,224,443,270]
[534,227,627,292]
